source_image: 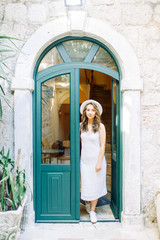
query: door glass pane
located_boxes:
[41,74,70,164]
[62,40,93,62]
[112,81,117,161]
[38,47,64,72]
[92,47,118,71]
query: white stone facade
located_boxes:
[0,0,160,227]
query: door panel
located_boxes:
[41,172,70,214]
[36,69,80,222]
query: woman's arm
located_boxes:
[96,123,106,172]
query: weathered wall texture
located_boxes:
[0,0,160,224]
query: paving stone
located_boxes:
[19,222,160,240]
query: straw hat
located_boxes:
[80,99,103,115]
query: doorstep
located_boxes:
[19,222,159,240]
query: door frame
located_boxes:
[110,79,121,219]
[34,54,122,221]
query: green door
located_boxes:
[34,37,122,222]
[35,68,80,222]
[111,79,120,219]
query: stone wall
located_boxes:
[0,0,160,224]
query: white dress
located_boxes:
[80,129,107,201]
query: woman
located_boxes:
[80,99,107,223]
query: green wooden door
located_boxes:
[35,68,80,222]
[34,37,122,222]
[111,79,120,219]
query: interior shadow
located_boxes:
[80,69,115,221]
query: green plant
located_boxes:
[0,147,27,211]
[0,36,21,119]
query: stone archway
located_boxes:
[11,11,143,227]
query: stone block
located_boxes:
[68,11,87,34]
[49,2,66,18]
[105,7,122,25]
[5,3,27,23]
[142,74,159,92]
[87,6,122,25]
[121,26,139,48]
[121,212,144,230]
[0,23,14,37]
[0,2,5,22]
[142,143,159,165]
[142,92,160,106]
[154,5,160,23]
[140,62,153,77]
[86,0,114,5]
[14,90,33,169]
[147,0,160,2]
[97,0,115,4]
[156,130,160,146]
[142,127,153,144]
[150,42,160,59]
[13,24,27,39]
[120,0,142,3]
[124,5,153,25]
[123,91,141,215]
[11,77,34,92]
[156,63,160,74]
[28,4,46,22]
[139,26,160,41]
[137,42,148,59]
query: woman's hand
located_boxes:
[96,162,102,172]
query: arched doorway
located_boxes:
[11,15,143,227]
[34,37,121,222]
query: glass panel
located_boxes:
[62,40,93,62]
[112,81,117,161]
[38,47,64,72]
[92,47,118,71]
[41,74,70,164]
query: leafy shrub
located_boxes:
[0,147,26,211]
[0,36,21,119]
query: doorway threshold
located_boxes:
[80,203,117,222]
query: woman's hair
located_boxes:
[80,103,101,133]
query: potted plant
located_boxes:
[0,35,21,120]
[0,36,29,239]
[0,148,28,240]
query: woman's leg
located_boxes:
[90,199,98,211]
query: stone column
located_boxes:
[11,77,34,227]
[121,89,144,229]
